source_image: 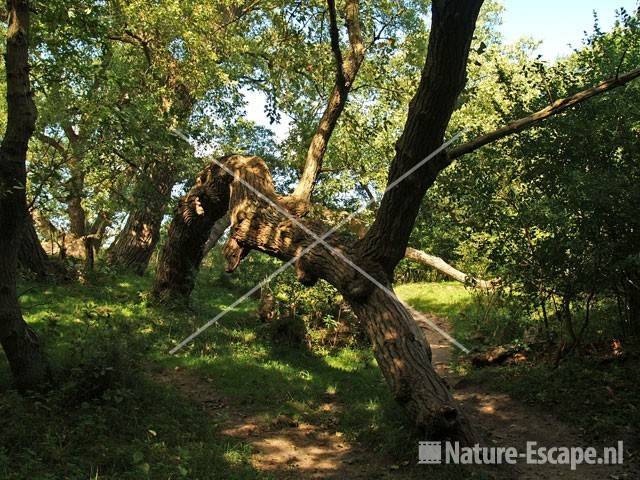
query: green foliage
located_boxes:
[411,7,640,343]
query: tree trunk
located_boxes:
[108,168,174,275]
[153,0,365,300]
[149,0,640,441]
[350,288,475,439]
[18,213,52,279]
[152,160,232,302]
[357,0,483,277]
[0,0,49,390]
[217,155,478,443]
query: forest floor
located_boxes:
[150,302,638,480]
[1,271,638,479]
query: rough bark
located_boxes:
[357,0,484,278]
[107,165,175,275]
[219,154,478,443]
[153,0,366,300]
[0,0,49,391]
[151,159,233,301]
[18,213,52,279]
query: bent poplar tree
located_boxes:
[152,0,640,441]
[154,0,367,299]
[0,0,49,390]
[157,0,484,443]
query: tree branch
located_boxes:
[35,133,68,160]
[405,247,495,289]
[291,0,365,202]
[327,0,346,90]
[448,66,640,161]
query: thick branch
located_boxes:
[448,66,640,161]
[405,247,494,289]
[152,157,233,301]
[359,0,484,277]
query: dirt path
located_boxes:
[152,365,405,479]
[152,307,636,479]
[410,305,635,480]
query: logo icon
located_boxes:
[419,441,442,464]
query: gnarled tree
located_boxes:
[153,0,366,300]
[151,0,640,441]
[0,0,49,390]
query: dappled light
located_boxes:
[1,0,639,478]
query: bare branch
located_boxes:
[405,247,495,289]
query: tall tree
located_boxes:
[150,0,640,441]
[0,0,49,390]
[157,0,484,442]
[105,0,252,274]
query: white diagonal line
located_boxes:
[169,212,356,354]
[170,130,468,353]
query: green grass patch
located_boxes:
[1,267,427,478]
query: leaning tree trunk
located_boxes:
[150,0,640,442]
[108,167,174,275]
[152,159,232,302]
[18,214,52,279]
[153,0,365,301]
[218,155,479,443]
[0,0,49,391]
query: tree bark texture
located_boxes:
[158,154,479,443]
[0,0,49,390]
[107,164,175,275]
[152,159,233,301]
[18,213,52,279]
[357,0,484,277]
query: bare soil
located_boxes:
[151,307,637,479]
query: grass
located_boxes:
[2,271,637,478]
[1,267,463,479]
[458,356,640,441]
[2,269,266,480]
[395,281,491,345]
[395,281,478,323]
[397,282,639,444]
